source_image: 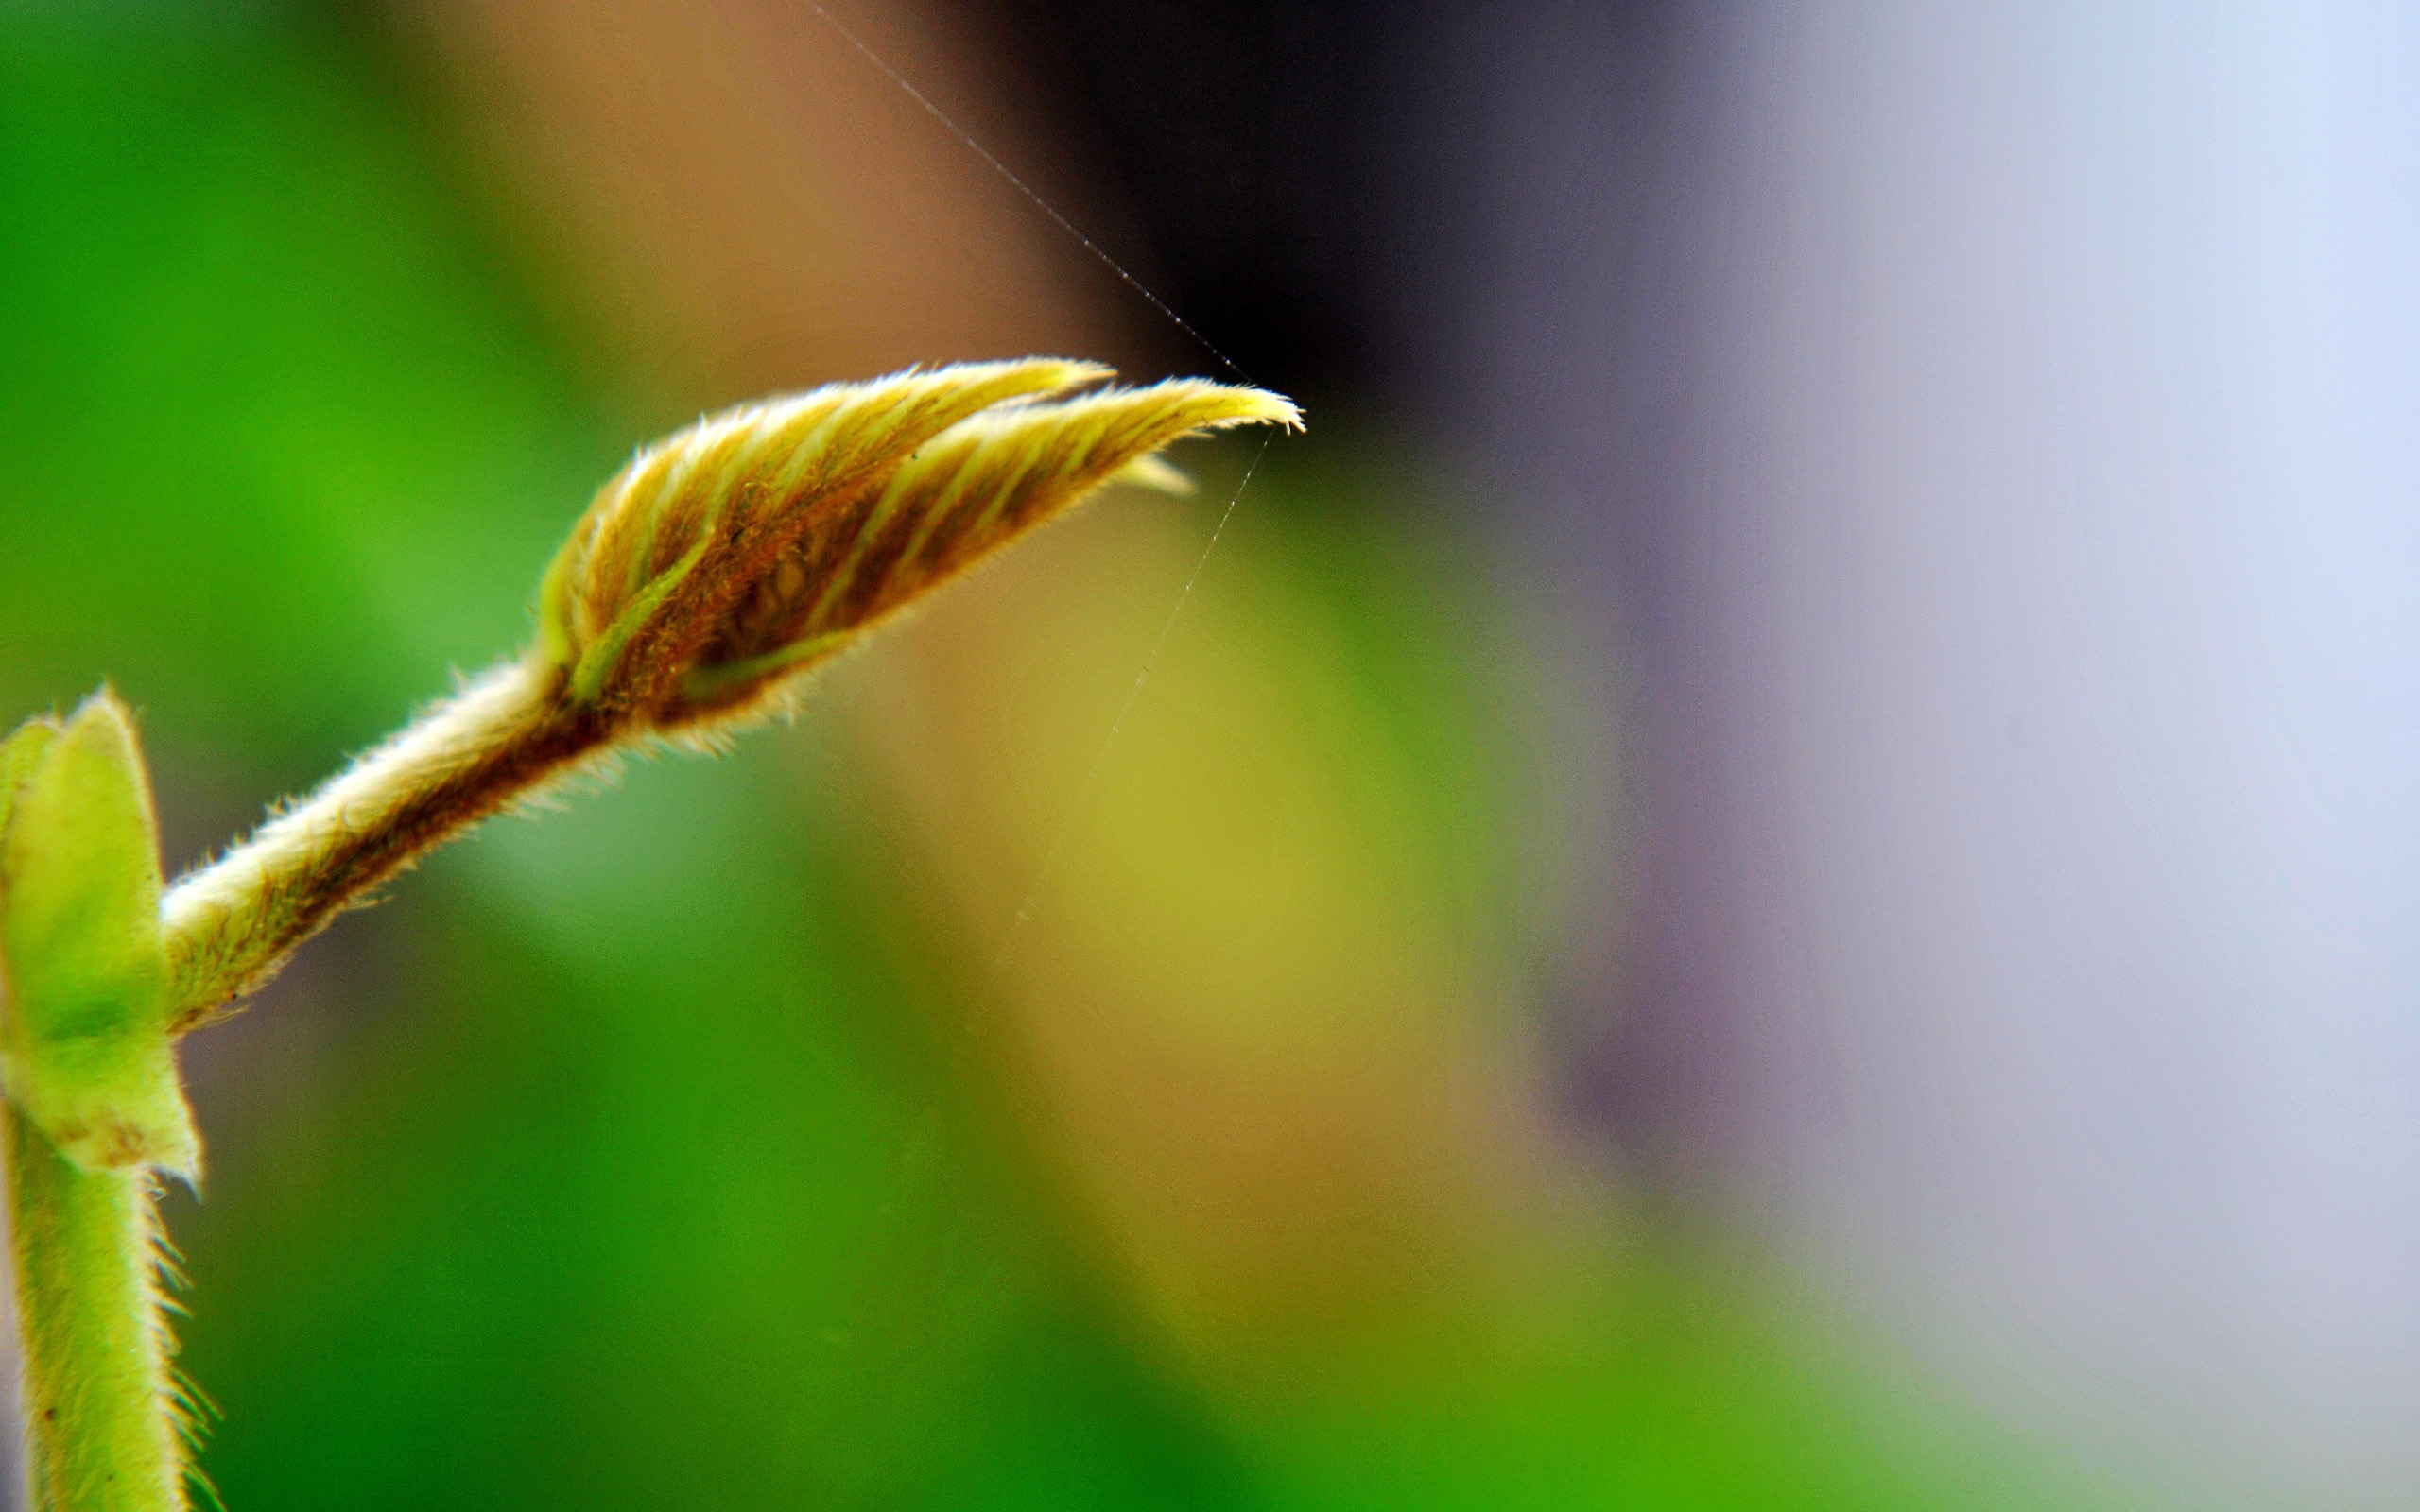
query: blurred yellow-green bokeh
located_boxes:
[0,4,2106,1507]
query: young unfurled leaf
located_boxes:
[0,694,199,1179]
[536,359,1302,730]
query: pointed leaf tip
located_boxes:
[666,375,1302,722]
[1115,453,1197,497]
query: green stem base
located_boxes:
[6,1104,187,1511]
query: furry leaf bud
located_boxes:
[535,359,1301,730]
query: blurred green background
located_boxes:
[0,3,2107,1507]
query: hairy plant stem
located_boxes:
[158,658,610,1033]
[2,662,602,1511]
[6,1105,186,1512]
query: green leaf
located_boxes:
[0,692,199,1179]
